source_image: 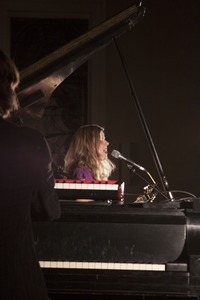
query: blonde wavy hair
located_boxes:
[64,124,115,180]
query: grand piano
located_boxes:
[13,1,200,298]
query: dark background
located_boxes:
[104,0,200,201]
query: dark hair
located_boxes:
[0,49,20,118]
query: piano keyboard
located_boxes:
[55,179,119,190]
[39,261,165,271]
[54,179,125,202]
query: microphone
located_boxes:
[111,149,146,172]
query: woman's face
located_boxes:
[98,130,109,160]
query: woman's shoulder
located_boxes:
[73,166,94,180]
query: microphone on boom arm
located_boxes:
[111,149,158,202]
[111,149,173,203]
[111,149,146,172]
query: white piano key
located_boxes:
[39,261,44,268]
[107,262,115,269]
[63,261,70,268]
[50,261,57,268]
[57,261,64,268]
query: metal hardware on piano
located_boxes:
[54,179,125,204]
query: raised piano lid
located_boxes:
[15,2,145,111]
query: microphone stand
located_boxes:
[126,163,170,202]
[113,37,174,201]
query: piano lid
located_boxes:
[16,2,145,111]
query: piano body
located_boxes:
[33,198,200,298]
[13,1,200,298]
